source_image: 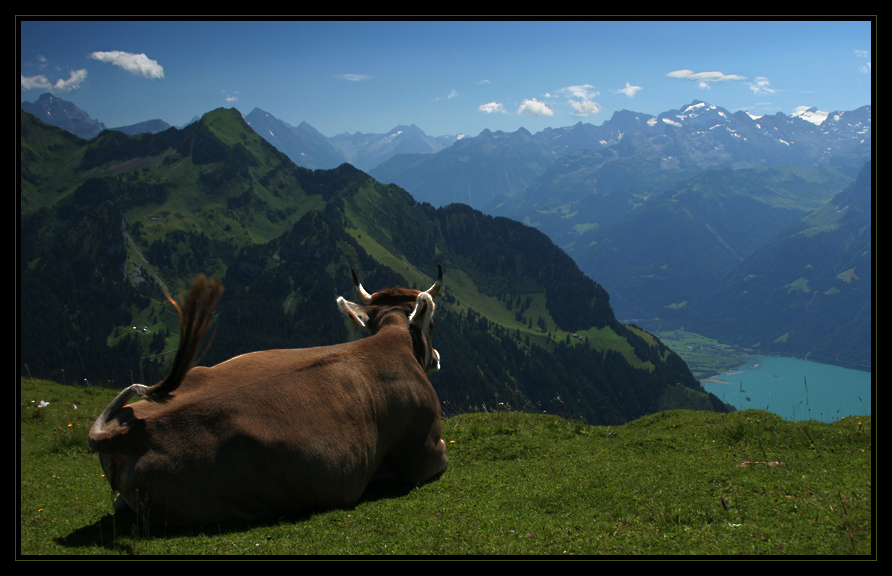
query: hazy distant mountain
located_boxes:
[20,93,106,139]
[570,165,858,321]
[109,119,172,135]
[371,101,870,215]
[242,109,460,172]
[370,126,558,208]
[484,101,870,288]
[244,108,347,170]
[15,95,460,173]
[684,162,873,371]
[19,94,172,138]
[329,124,459,171]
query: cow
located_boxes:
[88,268,448,526]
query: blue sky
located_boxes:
[19,19,873,138]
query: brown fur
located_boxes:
[88,270,447,526]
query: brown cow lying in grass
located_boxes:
[89,268,447,526]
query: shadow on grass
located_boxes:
[55,479,419,552]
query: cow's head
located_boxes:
[337,266,442,374]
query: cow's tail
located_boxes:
[144,275,223,402]
[88,276,223,451]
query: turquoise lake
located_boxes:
[701,356,872,422]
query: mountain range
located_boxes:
[366,101,872,370]
[243,108,461,172]
[19,94,460,172]
[19,107,730,426]
[18,94,872,371]
[20,92,174,139]
[370,101,870,212]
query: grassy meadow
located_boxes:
[19,378,872,557]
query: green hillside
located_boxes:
[19,108,730,425]
[19,378,871,555]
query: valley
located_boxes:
[640,324,748,380]
[18,94,872,427]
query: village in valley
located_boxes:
[645,325,749,381]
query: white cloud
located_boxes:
[479,101,506,113]
[666,69,747,89]
[517,98,554,116]
[334,73,370,82]
[555,84,599,100]
[855,49,871,73]
[436,89,459,101]
[90,51,164,79]
[748,76,775,95]
[55,69,88,91]
[20,74,52,91]
[20,69,88,93]
[615,82,642,97]
[552,84,602,117]
[569,98,601,116]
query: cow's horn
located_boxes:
[351,269,374,305]
[425,264,443,298]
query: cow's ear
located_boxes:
[337,297,369,332]
[409,292,434,332]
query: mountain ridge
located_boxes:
[21,93,869,181]
[370,100,869,214]
[19,95,871,371]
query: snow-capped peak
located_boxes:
[792,106,828,126]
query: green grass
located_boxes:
[19,378,872,556]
